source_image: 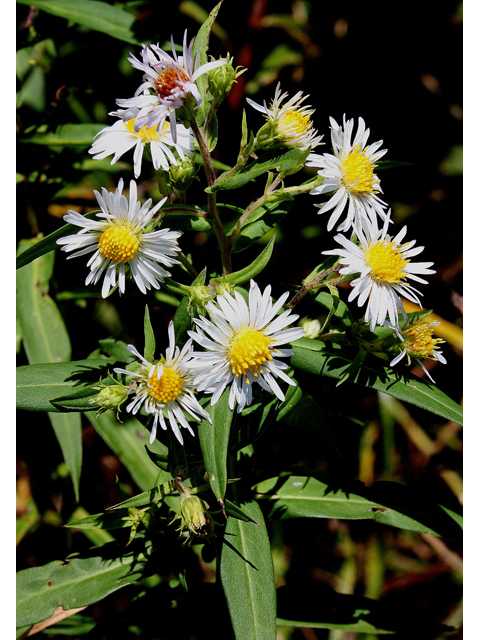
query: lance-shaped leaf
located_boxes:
[17,238,82,501]
[16,537,158,628]
[197,386,233,504]
[210,235,275,287]
[219,499,276,640]
[106,479,177,511]
[17,359,116,412]
[253,472,462,538]
[143,305,155,362]
[16,211,100,271]
[231,197,292,252]
[16,0,144,46]
[193,0,225,129]
[276,584,455,635]
[20,123,104,147]
[290,338,463,424]
[206,147,310,192]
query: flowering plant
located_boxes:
[16,2,462,637]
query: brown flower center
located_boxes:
[155,67,189,100]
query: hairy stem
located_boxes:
[191,119,232,275]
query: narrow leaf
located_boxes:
[207,147,309,193]
[16,537,158,628]
[232,198,292,252]
[173,267,206,347]
[17,238,82,500]
[16,212,100,271]
[197,386,233,503]
[20,123,104,147]
[254,471,462,538]
[290,338,463,424]
[211,235,275,286]
[143,305,155,362]
[16,359,116,412]
[16,0,144,46]
[219,500,276,640]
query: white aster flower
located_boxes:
[116,30,226,142]
[89,113,194,178]
[389,317,446,383]
[187,280,305,413]
[306,115,388,232]
[323,213,435,331]
[246,82,323,151]
[114,322,211,445]
[56,178,181,298]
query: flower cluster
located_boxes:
[112,283,304,443]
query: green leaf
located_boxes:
[16,537,158,628]
[313,290,353,328]
[16,359,116,412]
[276,584,454,634]
[106,479,177,511]
[20,123,104,147]
[65,510,133,531]
[16,212,100,270]
[16,0,144,46]
[254,471,462,538]
[211,235,275,286]
[68,507,115,546]
[224,499,258,524]
[193,0,224,129]
[290,338,463,424]
[98,338,135,364]
[16,237,82,501]
[85,412,167,492]
[143,305,155,362]
[206,147,310,193]
[162,211,212,232]
[219,500,276,640]
[198,386,233,503]
[231,197,292,252]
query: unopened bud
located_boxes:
[179,494,213,540]
[88,374,132,419]
[169,156,198,191]
[208,54,245,107]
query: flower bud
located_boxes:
[169,156,198,191]
[88,375,132,419]
[179,494,213,540]
[187,283,214,314]
[208,54,245,107]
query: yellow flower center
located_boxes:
[228,328,273,378]
[124,118,170,143]
[155,66,189,100]
[148,365,184,403]
[403,319,445,359]
[98,224,139,263]
[278,110,310,140]
[341,146,379,194]
[364,240,408,284]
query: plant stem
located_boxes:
[287,267,348,309]
[178,251,198,278]
[191,119,232,275]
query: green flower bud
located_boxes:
[88,373,132,420]
[208,54,245,107]
[179,494,213,540]
[187,283,214,314]
[169,156,198,191]
[213,281,236,298]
